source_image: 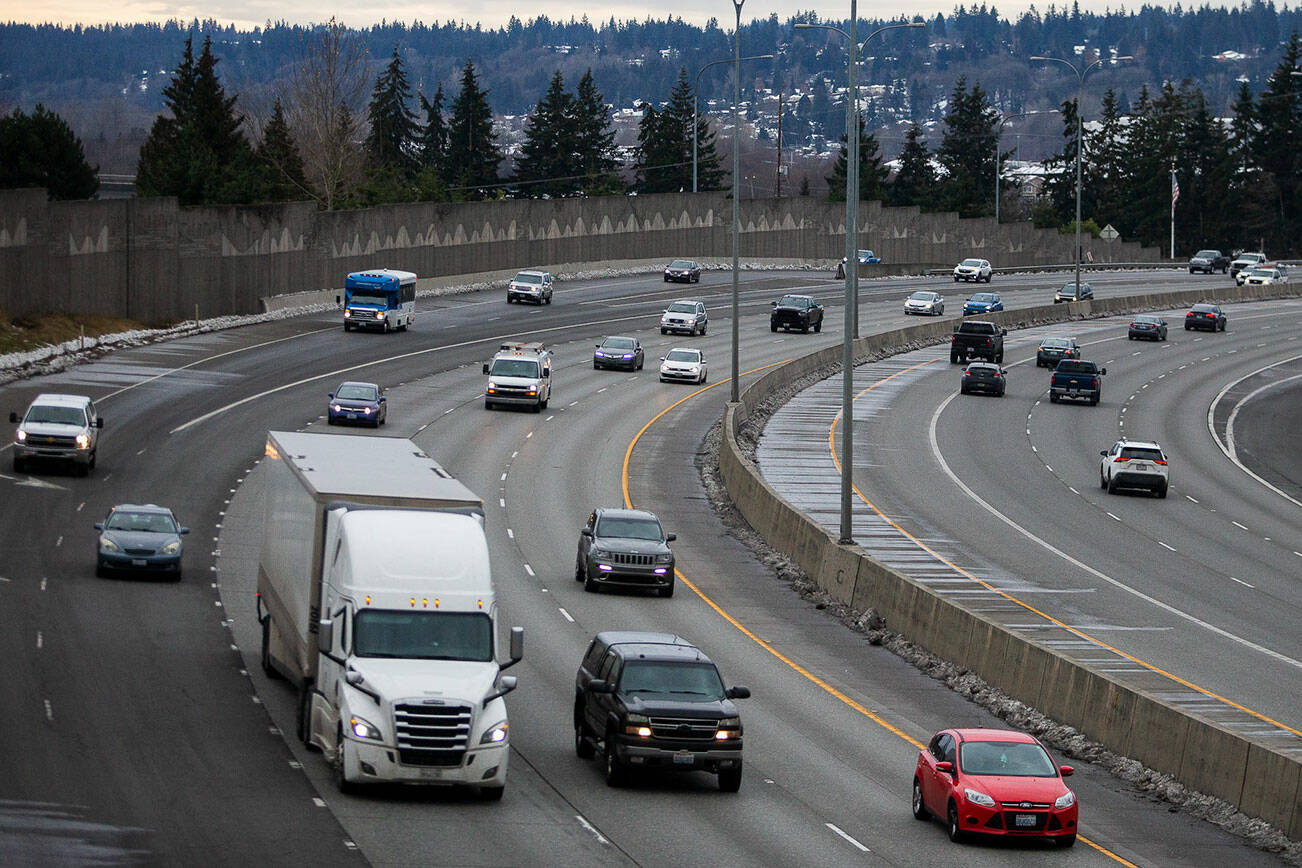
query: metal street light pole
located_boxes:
[694,53,774,194]
[731,0,744,404]
[797,17,922,544]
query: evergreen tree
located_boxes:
[136,35,257,205]
[1122,83,1187,248]
[0,104,99,200]
[365,46,420,176]
[1036,97,1085,229]
[1178,87,1234,251]
[572,69,622,196]
[1249,31,1302,254]
[1087,89,1129,232]
[934,77,1001,217]
[1226,82,1274,248]
[825,117,888,202]
[513,70,578,197]
[255,98,307,201]
[445,60,502,200]
[634,69,724,194]
[418,84,449,176]
[886,123,936,208]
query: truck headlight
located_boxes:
[161,540,181,555]
[99,537,121,552]
[16,429,26,442]
[624,713,652,737]
[1055,791,1076,809]
[715,717,741,740]
[655,553,673,563]
[963,787,996,807]
[344,309,352,318]
[349,715,383,741]
[480,721,508,745]
[76,433,91,449]
[374,311,385,320]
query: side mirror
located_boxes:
[725,686,750,699]
[543,369,551,378]
[1100,368,1108,376]
[483,674,518,707]
[587,679,615,694]
[936,761,954,774]
[345,669,364,686]
[595,343,602,348]
[580,528,593,537]
[482,363,490,375]
[96,418,104,428]
[659,357,666,362]
[8,412,17,424]
[179,527,191,535]
[501,626,524,670]
[93,522,104,531]
[770,300,777,307]
[1001,328,1007,336]
[328,393,334,399]
[1059,765,1074,777]
[378,396,386,403]
[335,294,342,307]
[665,533,676,542]
[1100,450,1108,457]
[317,618,335,652]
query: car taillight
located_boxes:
[1092,378,1099,387]
[1115,457,1130,462]
[992,372,1001,378]
[951,336,957,344]
[1154,459,1167,465]
[986,338,992,346]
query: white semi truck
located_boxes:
[256,431,523,798]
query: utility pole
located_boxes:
[776,90,783,198]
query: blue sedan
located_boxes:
[963,292,1004,316]
[95,504,189,579]
[328,381,387,427]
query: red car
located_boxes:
[912,728,1078,847]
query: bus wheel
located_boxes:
[343,322,351,332]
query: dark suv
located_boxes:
[769,294,824,333]
[576,508,676,596]
[574,632,750,791]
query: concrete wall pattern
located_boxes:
[0,188,1160,323]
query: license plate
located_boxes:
[1014,813,1037,827]
[132,559,147,567]
[346,413,357,420]
[417,766,445,779]
[1132,463,1149,471]
[673,751,695,765]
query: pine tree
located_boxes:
[886,123,935,208]
[1226,82,1274,248]
[572,69,622,196]
[1123,83,1187,248]
[1037,97,1081,229]
[1087,89,1129,232]
[418,84,448,177]
[825,117,888,203]
[934,76,1001,217]
[365,46,420,176]
[136,35,257,205]
[1249,31,1302,254]
[634,69,723,194]
[445,61,502,200]
[0,105,99,200]
[256,98,307,201]
[513,69,578,198]
[1178,86,1234,251]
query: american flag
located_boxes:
[1171,172,1180,205]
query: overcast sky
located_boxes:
[3,1,1227,31]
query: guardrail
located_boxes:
[718,282,1302,841]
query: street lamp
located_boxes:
[1030,54,1131,299]
[797,17,923,545]
[693,54,774,194]
[730,0,745,404]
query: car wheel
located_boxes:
[479,784,506,801]
[532,401,543,414]
[912,779,929,820]
[637,358,644,371]
[998,387,1005,397]
[1090,395,1099,406]
[836,266,845,280]
[1050,393,1060,403]
[950,354,959,365]
[485,400,495,410]
[801,324,809,334]
[660,328,667,335]
[770,323,777,332]
[1107,475,1119,494]
[814,321,822,333]
[1185,323,1191,330]
[171,566,183,583]
[335,726,360,795]
[1058,833,1077,848]
[261,618,282,679]
[1219,320,1226,331]
[1100,469,1108,490]
[1157,482,1168,499]
[1189,268,1196,274]
[95,561,106,578]
[718,766,742,793]
[700,323,707,335]
[327,416,336,425]
[663,275,669,282]
[604,736,627,787]
[693,274,700,283]
[700,372,707,385]
[995,352,1004,363]
[545,295,552,305]
[12,456,24,474]
[575,556,586,582]
[593,360,600,370]
[584,568,600,593]
[947,802,966,843]
[960,384,969,395]
[575,718,595,759]
[76,461,89,478]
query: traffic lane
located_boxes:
[425,315,1156,867]
[851,314,1301,726]
[1231,377,1302,500]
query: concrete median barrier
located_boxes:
[720,280,1302,841]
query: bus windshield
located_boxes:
[348,291,391,308]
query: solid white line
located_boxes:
[574,815,609,845]
[1159,541,1176,551]
[929,393,1302,670]
[825,823,870,852]
[558,607,575,623]
[1208,356,1302,510]
[524,564,535,577]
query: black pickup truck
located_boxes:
[769,294,825,333]
[1049,359,1106,405]
[950,320,1005,364]
[574,631,749,792]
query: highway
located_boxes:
[0,268,1290,866]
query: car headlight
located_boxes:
[621,354,633,360]
[76,433,91,449]
[331,403,343,412]
[594,351,605,357]
[655,553,673,563]
[1055,790,1076,809]
[964,787,996,807]
[624,712,652,737]
[362,407,372,414]
[349,715,383,741]
[480,721,508,745]
[16,429,27,442]
[99,537,121,552]
[161,540,181,555]
[374,311,385,319]
[344,309,352,318]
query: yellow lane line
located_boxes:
[619,360,1137,866]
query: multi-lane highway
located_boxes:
[0,267,1291,866]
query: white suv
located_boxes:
[953,258,992,283]
[10,393,102,475]
[1099,439,1168,498]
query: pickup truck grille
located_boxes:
[26,434,77,447]
[608,552,654,566]
[648,716,719,741]
[394,702,471,767]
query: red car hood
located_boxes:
[966,775,1068,802]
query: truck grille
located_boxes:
[609,552,654,566]
[394,702,471,767]
[648,716,719,741]
[29,434,77,446]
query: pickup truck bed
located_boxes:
[950,321,1005,364]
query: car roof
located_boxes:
[1116,438,1163,450]
[31,393,93,407]
[952,728,1040,744]
[601,335,636,342]
[670,298,703,304]
[780,294,814,301]
[337,381,378,389]
[515,269,548,277]
[665,347,702,356]
[601,637,713,664]
[109,503,173,515]
[595,507,661,522]
[966,361,1000,369]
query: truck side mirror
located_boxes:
[770,300,777,307]
[1100,367,1107,375]
[483,675,518,708]
[317,618,335,652]
[543,369,550,378]
[587,680,615,694]
[500,626,525,671]
[93,522,104,530]
[581,528,593,537]
[97,418,104,428]
[345,669,364,686]
[725,686,750,699]
[328,393,334,399]
[1100,450,1108,456]
[482,363,490,375]
[665,533,676,542]
[8,412,17,424]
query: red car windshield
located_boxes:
[960,741,1057,777]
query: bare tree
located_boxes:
[288,18,369,209]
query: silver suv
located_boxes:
[1100,439,1168,498]
[660,300,708,336]
[10,393,102,475]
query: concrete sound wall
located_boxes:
[0,188,1160,323]
[718,282,1302,841]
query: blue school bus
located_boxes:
[343,269,417,332]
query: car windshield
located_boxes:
[665,350,700,363]
[513,273,543,285]
[1195,250,1219,258]
[1247,268,1273,276]
[106,511,177,533]
[778,296,809,308]
[669,260,694,269]
[971,294,995,303]
[347,292,389,307]
[596,516,664,541]
[1060,284,1084,293]
[602,338,635,350]
[335,384,377,401]
[960,741,1058,777]
[491,359,541,378]
[961,259,982,267]
[908,292,934,301]
[353,611,492,661]
[1120,447,1164,461]
[858,250,873,259]
[25,405,86,425]
[667,303,696,314]
[618,661,726,700]
[1040,340,1068,349]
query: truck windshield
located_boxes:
[348,292,390,307]
[491,360,541,378]
[618,661,726,700]
[513,273,543,285]
[26,406,86,425]
[353,611,493,661]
